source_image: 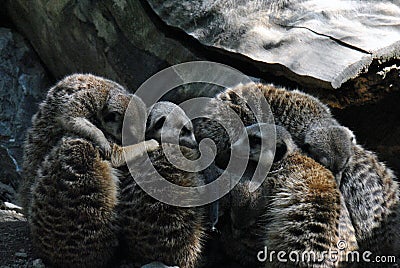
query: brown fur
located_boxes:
[21,74,145,214]
[29,136,120,268]
[221,152,350,268]
[219,125,357,268]
[340,144,400,265]
[117,144,206,268]
[202,83,355,177]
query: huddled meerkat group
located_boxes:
[20,74,399,268]
[197,82,399,267]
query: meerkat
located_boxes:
[29,101,196,268]
[28,134,159,268]
[117,143,206,268]
[146,101,197,149]
[29,136,122,268]
[340,144,400,261]
[116,101,208,268]
[219,124,358,267]
[199,83,356,183]
[21,73,147,214]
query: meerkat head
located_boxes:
[146,101,197,149]
[99,94,146,144]
[303,125,355,182]
[232,123,296,165]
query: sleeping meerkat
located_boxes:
[26,75,159,267]
[209,83,356,183]
[21,73,147,214]
[220,124,358,267]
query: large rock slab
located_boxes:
[4,0,399,108]
[146,0,400,107]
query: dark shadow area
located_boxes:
[333,91,400,175]
[0,2,13,29]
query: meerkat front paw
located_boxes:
[144,139,160,152]
[97,136,112,159]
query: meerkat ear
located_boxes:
[103,111,120,123]
[273,141,288,162]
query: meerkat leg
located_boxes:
[111,140,159,168]
[58,116,112,157]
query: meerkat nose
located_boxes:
[179,133,198,149]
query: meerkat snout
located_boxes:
[146,101,197,149]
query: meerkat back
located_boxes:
[340,144,400,261]
[118,101,206,268]
[29,136,120,268]
[117,144,206,268]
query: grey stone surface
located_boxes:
[0,27,50,203]
[5,0,198,91]
[0,27,50,167]
[4,0,400,108]
[0,146,20,204]
[147,0,400,88]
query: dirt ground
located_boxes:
[0,207,239,268]
[0,209,41,268]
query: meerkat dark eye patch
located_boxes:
[273,141,287,162]
[301,143,311,154]
[249,136,262,146]
[154,116,166,131]
[103,111,119,122]
[181,126,192,136]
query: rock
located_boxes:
[14,252,27,259]
[0,27,50,168]
[32,259,44,268]
[333,91,400,175]
[3,202,22,211]
[5,0,400,108]
[0,183,15,204]
[0,210,33,267]
[5,0,197,91]
[146,0,400,108]
[0,146,21,203]
[141,262,179,268]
